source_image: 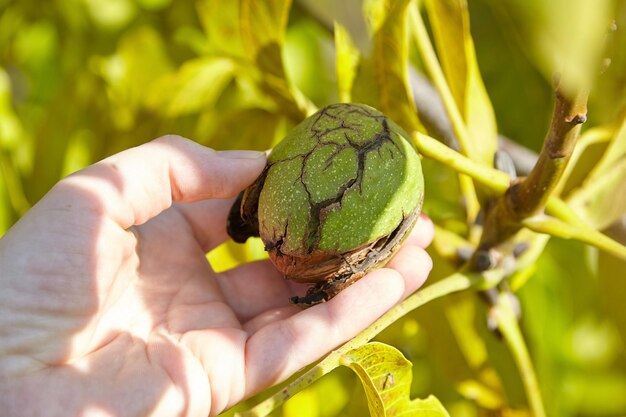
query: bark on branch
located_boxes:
[475,82,589,264]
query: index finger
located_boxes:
[51,135,266,228]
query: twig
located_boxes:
[515,85,589,216]
[476,83,589,254]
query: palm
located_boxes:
[66,199,306,417]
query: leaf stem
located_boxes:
[237,272,479,417]
[495,296,546,417]
[522,215,626,261]
[413,129,626,260]
[412,131,619,238]
[408,4,472,159]
[412,131,511,193]
[408,3,480,222]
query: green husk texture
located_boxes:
[258,103,424,256]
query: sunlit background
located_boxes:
[2,0,626,415]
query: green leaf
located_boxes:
[422,158,468,237]
[341,342,450,416]
[145,57,235,117]
[520,239,623,416]
[598,250,626,363]
[424,0,497,167]
[0,151,29,219]
[334,21,360,103]
[366,0,421,132]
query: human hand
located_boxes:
[0,135,433,417]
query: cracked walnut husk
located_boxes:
[227,103,424,306]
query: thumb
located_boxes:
[54,135,266,228]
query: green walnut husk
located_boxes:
[227,103,424,306]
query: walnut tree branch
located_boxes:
[476,82,589,261]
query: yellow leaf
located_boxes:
[587,115,626,184]
[557,126,614,196]
[424,0,497,167]
[568,158,626,231]
[207,238,267,273]
[424,0,466,110]
[196,0,246,58]
[283,388,319,417]
[367,0,421,132]
[445,294,488,369]
[341,342,450,416]
[146,57,235,117]
[240,0,291,62]
[334,21,360,103]
[564,116,626,229]
[240,0,315,119]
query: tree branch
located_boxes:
[476,83,589,255]
[515,85,589,216]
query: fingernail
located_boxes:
[218,150,266,160]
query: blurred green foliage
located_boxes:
[2,0,626,416]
